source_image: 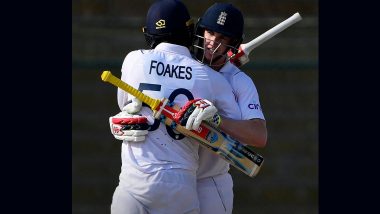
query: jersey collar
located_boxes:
[155,43,192,58]
[219,61,237,74]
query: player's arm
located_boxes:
[218,118,267,148]
[218,70,267,147]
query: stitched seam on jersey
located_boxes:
[212,177,226,212]
[232,71,241,77]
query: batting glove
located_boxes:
[109,98,149,142]
[174,99,222,131]
[123,96,142,114]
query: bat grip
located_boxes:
[101,71,161,110]
[244,12,302,54]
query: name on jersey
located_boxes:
[149,60,192,80]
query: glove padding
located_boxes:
[174,99,221,130]
[109,98,149,142]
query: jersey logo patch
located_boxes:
[217,12,227,25]
[156,19,166,29]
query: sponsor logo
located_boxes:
[242,147,262,164]
[206,132,218,144]
[248,103,261,110]
[156,19,166,29]
[194,100,210,109]
[112,125,123,135]
[196,126,203,133]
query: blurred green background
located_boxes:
[72,0,318,213]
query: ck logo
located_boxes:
[156,19,166,29]
[217,12,227,25]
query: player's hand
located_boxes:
[123,97,142,114]
[175,99,222,130]
[109,98,149,142]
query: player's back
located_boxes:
[117,43,240,174]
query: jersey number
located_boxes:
[138,83,194,140]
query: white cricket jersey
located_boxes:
[220,61,265,120]
[117,43,240,175]
[197,61,265,179]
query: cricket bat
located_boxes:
[101,70,264,177]
[228,12,302,67]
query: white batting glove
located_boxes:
[123,96,142,114]
[175,99,222,131]
[109,98,149,142]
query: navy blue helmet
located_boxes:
[192,3,245,68]
[198,3,244,42]
[142,0,194,48]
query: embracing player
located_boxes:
[191,3,267,213]
[108,1,268,214]
[108,0,242,213]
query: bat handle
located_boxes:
[101,71,161,110]
[228,45,249,67]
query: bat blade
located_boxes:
[163,113,264,177]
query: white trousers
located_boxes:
[111,167,199,214]
[197,173,234,214]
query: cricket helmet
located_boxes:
[142,0,194,48]
[198,3,244,43]
[192,3,245,68]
